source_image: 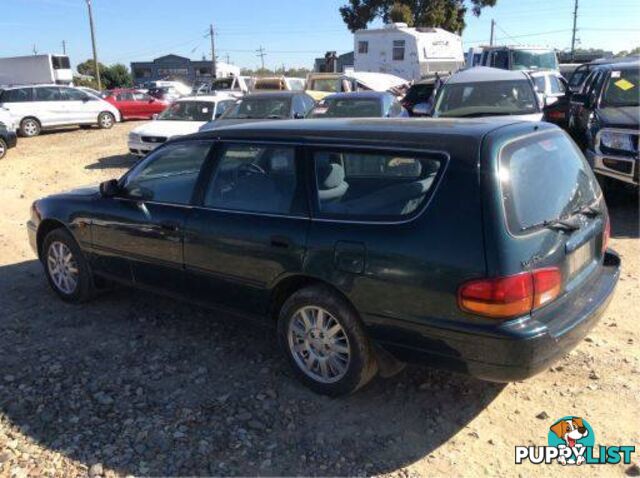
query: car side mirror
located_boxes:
[99,179,120,198]
[412,103,432,117]
[293,112,305,119]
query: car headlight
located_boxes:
[600,131,635,153]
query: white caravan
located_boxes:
[0,54,73,86]
[354,23,464,81]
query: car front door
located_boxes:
[116,91,136,119]
[183,141,310,316]
[61,87,93,123]
[90,141,213,291]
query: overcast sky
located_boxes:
[2,0,639,69]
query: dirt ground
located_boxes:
[0,123,638,478]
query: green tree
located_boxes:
[102,64,133,89]
[76,58,108,79]
[340,0,497,34]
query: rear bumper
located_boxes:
[586,149,639,186]
[371,251,621,382]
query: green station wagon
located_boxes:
[28,119,620,396]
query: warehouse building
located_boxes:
[130,54,239,85]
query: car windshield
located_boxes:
[212,78,235,90]
[434,80,539,117]
[309,78,341,92]
[222,97,291,119]
[511,49,558,70]
[311,98,381,118]
[158,101,214,121]
[602,69,639,107]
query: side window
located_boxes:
[122,142,211,205]
[215,100,235,118]
[549,75,566,95]
[302,94,316,113]
[34,87,63,101]
[358,41,369,54]
[292,96,306,116]
[389,101,403,117]
[533,76,546,93]
[0,88,33,103]
[132,92,149,101]
[491,50,509,69]
[117,92,134,101]
[313,150,443,221]
[204,144,301,215]
[393,40,405,61]
[63,88,89,101]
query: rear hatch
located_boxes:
[469,126,609,322]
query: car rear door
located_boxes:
[33,86,67,126]
[183,141,310,317]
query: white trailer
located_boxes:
[354,23,464,81]
[0,54,73,86]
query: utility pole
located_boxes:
[209,24,217,78]
[225,53,230,64]
[256,46,266,71]
[62,40,66,55]
[490,19,495,46]
[32,44,38,55]
[85,0,101,90]
[570,0,579,61]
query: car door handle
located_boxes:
[270,235,290,249]
[159,221,181,232]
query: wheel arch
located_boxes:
[269,274,360,322]
[36,219,70,260]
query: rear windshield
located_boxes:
[310,98,381,118]
[499,131,600,235]
[403,83,435,103]
[434,80,539,117]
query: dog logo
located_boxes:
[548,417,593,465]
[515,416,635,466]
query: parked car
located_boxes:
[305,72,409,101]
[568,60,639,189]
[422,67,543,121]
[103,89,169,121]
[28,118,619,396]
[469,45,559,71]
[401,73,448,115]
[529,70,568,106]
[0,84,120,137]
[128,94,237,156]
[200,91,315,131]
[309,92,407,118]
[147,86,182,103]
[253,76,306,92]
[0,121,17,159]
[193,76,251,97]
[567,55,640,93]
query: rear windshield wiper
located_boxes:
[520,217,581,233]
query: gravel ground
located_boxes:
[0,123,638,477]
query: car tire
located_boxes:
[0,138,7,159]
[42,228,95,303]
[97,112,115,129]
[277,285,378,396]
[19,117,41,137]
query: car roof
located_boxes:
[453,67,531,82]
[176,95,235,102]
[447,67,530,84]
[190,118,532,152]
[243,91,305,99]
[322,91,391,101]
[593,60,640,72]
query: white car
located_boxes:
[529,70,568,106]
[127,94,237,156]
[0,84,121,137]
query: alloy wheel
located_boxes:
[47,241,79,295]
[23,119,39,136]
[287,306,351,383]
[100,113,114,128]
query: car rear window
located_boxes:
[313,150,443,221]
[499,131,600,235]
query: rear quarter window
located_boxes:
[0,88,33,103]
[313,149,444,222]
[499,131,600,235]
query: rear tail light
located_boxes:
[458,267,562,319]
[546,110,565,120]
[602,216,610,255]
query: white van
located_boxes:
[0,85,121,137]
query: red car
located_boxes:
[103,89,168,120]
